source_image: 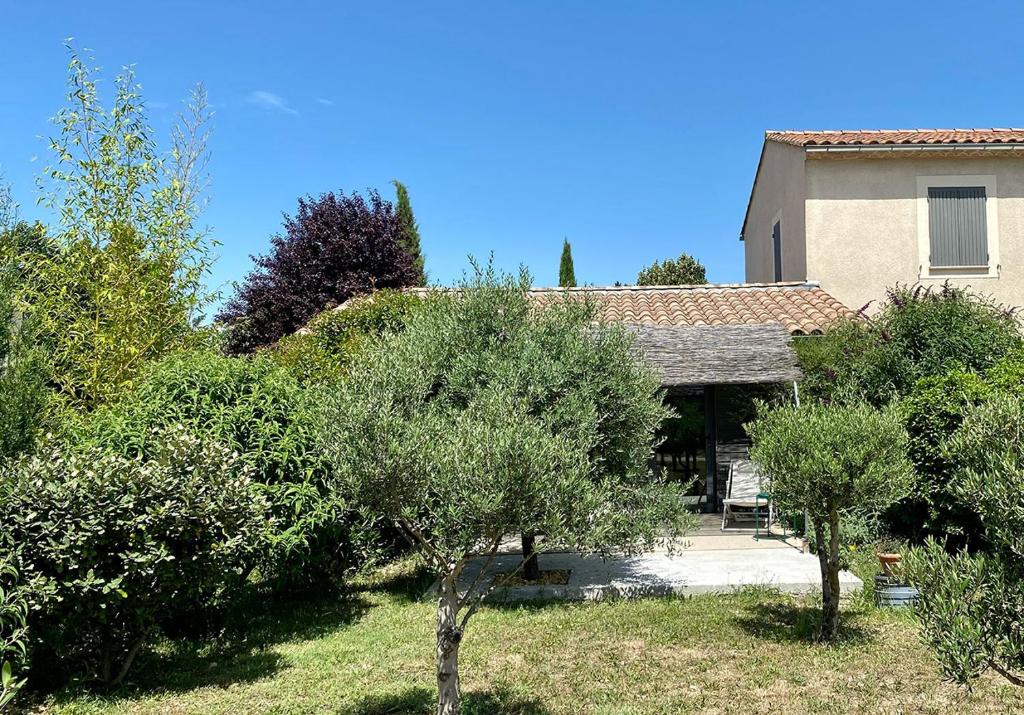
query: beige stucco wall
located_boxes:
[805,154,1024,312]
[742,142,807,283]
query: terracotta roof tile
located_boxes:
[334,282,854,336]
[766,128,1024,147]
[518,282,853,335]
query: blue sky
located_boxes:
[2,1,1023,309]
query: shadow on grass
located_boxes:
[731,599,873,645]
[353,686,551,715]
[354,562,436,604]
[53,588,376,701]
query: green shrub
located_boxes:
[0,427,272,687]
[0,241,49,465]
[796,284,1022,406]
[894,371,992,547]
[903,393,1024,687]
[72,350,375,587]
[987,347,1024,394]
[271,289,421,384]
[0,548,28,709]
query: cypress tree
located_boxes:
[392,179,426,286]
[558,238,576,287]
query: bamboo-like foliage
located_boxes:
[24,45,216,410]
[0,189,48,463]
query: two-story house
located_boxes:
[741,129,1024,311]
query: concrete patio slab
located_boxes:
[455,546,862,603]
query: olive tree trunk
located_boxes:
[436,576,462,715]
[814,512,842,640]
[521,532,540,582]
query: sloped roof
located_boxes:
[518,282,853,336]
[327,282,849,386]
[766,128,1024,147]
[630,323,802,386]
[339,282,852,336]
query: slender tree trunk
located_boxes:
[824,510,842,638]
[521,532,540,582]
[813,519,836,641]
[436,576,462,715]
[814,513,842,640]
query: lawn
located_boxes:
[39,558,1024,715]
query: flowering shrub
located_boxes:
[796,283,1021,406]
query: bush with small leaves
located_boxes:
[903,392,1024,688]
[0,427,273,688]
[796,283,1022,406]
[894,371,992,547]
[272,289,422,385]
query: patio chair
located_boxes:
[720,459,773,534]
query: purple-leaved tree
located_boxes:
[219,190,418,354]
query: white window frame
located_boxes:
[916,174,999,279]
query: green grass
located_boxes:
[37,557,1024,715]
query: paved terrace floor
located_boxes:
[456,514,862,603]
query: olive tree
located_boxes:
[748,402,914,639]
[317,265,688,715]
[903,393,1024,687]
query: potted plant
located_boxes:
[877,551,902,577]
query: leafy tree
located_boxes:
[636,252,707,286]
[558,238,576,287]
[317,264,688,715]
[796,284,1022,406]
[219,190,418,354]
[749,402,914,640]
[392,180,425,286]
[903,393,1024,687]
[24,47,216,410]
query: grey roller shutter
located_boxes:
[928,186,988,268]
